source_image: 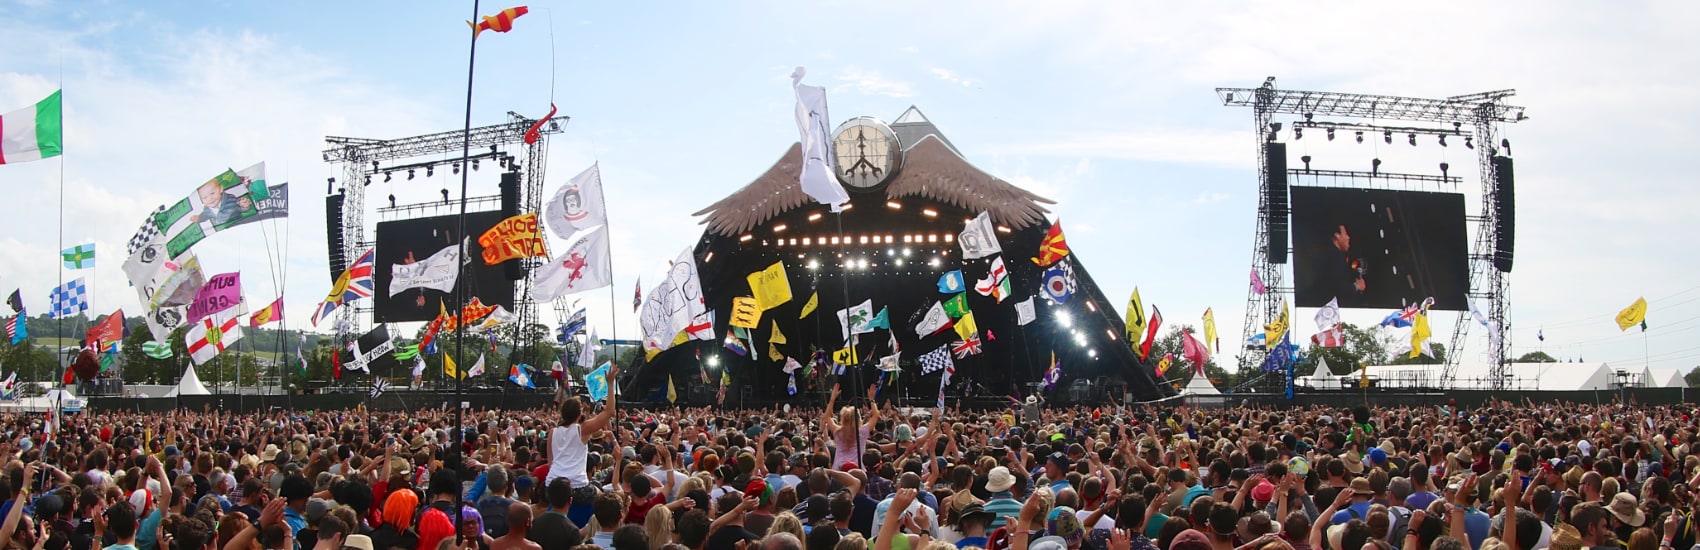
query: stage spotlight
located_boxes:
[1327,128,1336,141]
[1453,122,1463,133]
[407,169,416,180]
[426,166,434,177]
[472,159,480,171]
[1383,130,1393,144]
[371,161,380,171]
[1464,136,1474,149]
[453,163,462,174]
[1267,122,1282,142]
[326,177,335,194]
[1407,133,1417,146]
[440,189,450,203]
[1439,162,1450,177]
[1293,127,1303,140]
[364,174,371,184]
[1301,155,1311,170]
[1438,135,1448,147]
[1501,138,1512,156]
[388,194,396,208]
[1372,158,1382,175]
[1355,131,1364,144]
[1304,112,1314,122]
[384,172,393,182]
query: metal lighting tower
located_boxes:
[1215,77,1525,389]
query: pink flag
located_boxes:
[1310,324,1346,348]
[1182,328,1211,367]
[186,272,242,325]
[1250,269,1266,295]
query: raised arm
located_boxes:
[580,365,620,441]
[875,488,918,550]
[823,384,843,433]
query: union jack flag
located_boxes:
[311,248,375,326]
[950,336,982,358]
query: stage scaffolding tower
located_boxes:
[1215,77,1525,390]
[322,113,565,359]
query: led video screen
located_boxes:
[374,211,516,323]
[1290,187,1469,311]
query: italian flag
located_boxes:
[0,90,62,165]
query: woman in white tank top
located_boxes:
[548,365,619,487]
[822,383,882,469]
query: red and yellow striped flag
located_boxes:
[469,6,528,38]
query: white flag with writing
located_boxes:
[390,240,463,297]
[958,211,1002,259]
[545,163,607,241]
[533,226,613,302]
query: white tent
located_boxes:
[1179,364,1221,396]
[165,365,211,397]
[1357,362,1619,391]
[1297,357,1344,390]
[1645,367,1686,388]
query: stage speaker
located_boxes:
[325,192,347,281]
[1264,142,1289,264]
[1492,155,1515,273]
[498,171,525,280]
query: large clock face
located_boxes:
[832,117,903,191]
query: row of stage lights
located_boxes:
[1270,120,1512,155]
[738,201,1013,243]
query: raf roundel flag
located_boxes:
[937,270,965,294]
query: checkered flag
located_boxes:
[370,378,391,399]
[49,278,88,319]
[917,345,953,376]
[127,206,166,255]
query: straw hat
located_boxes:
[1608,492,1646,526]
[1548,523,1583,550]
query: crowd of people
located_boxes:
[0,375,1693,550]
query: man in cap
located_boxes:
[1327,478,1375,526]
[133,457,172,550]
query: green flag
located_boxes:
[98,353,114,373]
[942,293,970,319]
[141,341,173,359]
[61,244,95,270]
[394,344,420,361]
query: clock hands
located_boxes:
[843,127,883,182]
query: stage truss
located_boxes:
[1216,77,1526,390]
[322,113,566,357]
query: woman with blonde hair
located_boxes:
[643,504,673,550]
[768,511,806,542]
[823,384,882,469]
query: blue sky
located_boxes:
[1,1,1697,379]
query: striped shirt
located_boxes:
[984,493,1023,530]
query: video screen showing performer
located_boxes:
[1291,187,1470,310]
[373,211,516,322]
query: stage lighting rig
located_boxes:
[1408,133,1417,146]
[407,169,415,180]
[384,172,393,182]
[1384,130,1393,144]
[1327,128,1336,141]
[1300,155,1312,171]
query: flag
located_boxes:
[936,359,955,408]
[1310,324,1345,348]
[1182,328,1211,366]
[950,336,982,358]
[0,90,62,164]
[344,326,399,373]
[332,349,343,380]
[954,312,979,341]
[312,248,375,326]
[4,314,24,345]
[716,369,729,405]
[295,334,308,377]
[558,308,588,343]
[768,342,783,361]
[1041,353,1061,392]
[866,307,890,331]
[549,360,563,381]
[578,328,598,367]
[186,309,243,365]
[878,350,900,372]
[471,305,518,333]
[370,378,390,399]
[730,297,761,329]
[1250,268,1266,295]
[48,278,88,319]
[958,211,1002,259]
[832,346,855,367]
[1261,333,1298,373]
[1125,289,1146,346]
[510,364,535,388]
[918,345,953,375]
[1155,354,1173,377]
[685,311,715,341]
[5,291,19,314]
[915,301,953,336]
[523,102,557,145]
[586,362,611,401]
[469,5,528,38]
[61,244,95,269]
[798,292,818,319]
[769,320,787,345]
[443,354,459,378]
[1360,363,1370,387]
[126,205,167,255]
[1378,310,1413,328]
[1410,310,1433,359]
[1537,329,1544,342]
[666,375,677,403]
[394,344,419,361]
[724,333,749,356]
[185,271,242,326]
[250,296,284,327]
[533,226,613,302]
[467,354,486,377]
[1041,262,1073,304]
[1203,308,1219,353]
[1247,333,1267,347]
[479,213,547,265]
[942,293,970,319]
[545,163,607,240]
[1139,306,1163,360]
[973,256,1012,303]
[791,67,850,212]
[1314,298,1341,331]
[1015,296,1036,326]
[938,270,965,294]
[836,299,875,340]
[786,373,797,396]
[633,278,643,312]
[389,240,462,297]
[638,247,707,355]
[747,261,793,311]
[1031,220,1070,266]
[1617,297,1648,332]
[1265,301,1290,350]
[86,309,125,357]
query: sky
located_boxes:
[1,1,1697,381]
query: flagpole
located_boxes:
[451,3,482,534]
[56,56,65,392]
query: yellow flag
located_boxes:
[833,347,853,365]
[444,354,458,378]
[768,342,783,362]
[1202,308,1219,353]
[799,292,818,319]
[1409,311,1431,359]
[730,297,761,329]
[955,312,979,341]
[747,261,793,311]
[667,376,677,403]
[1616,297,1648,331]
[1360,362,1370,386]
[720,369,731,386]
[769,321,788,344]
[1125,288,1146,347]
[1265,301,1290,349]
[672,330,689,347]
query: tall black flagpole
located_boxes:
[453,0,482,539]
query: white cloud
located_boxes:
[1193,192,1231,205]
[988,128,1249,168]
[927,66,974,87]
[834,66,914,98]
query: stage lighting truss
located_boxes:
[1289,121,1471,145]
